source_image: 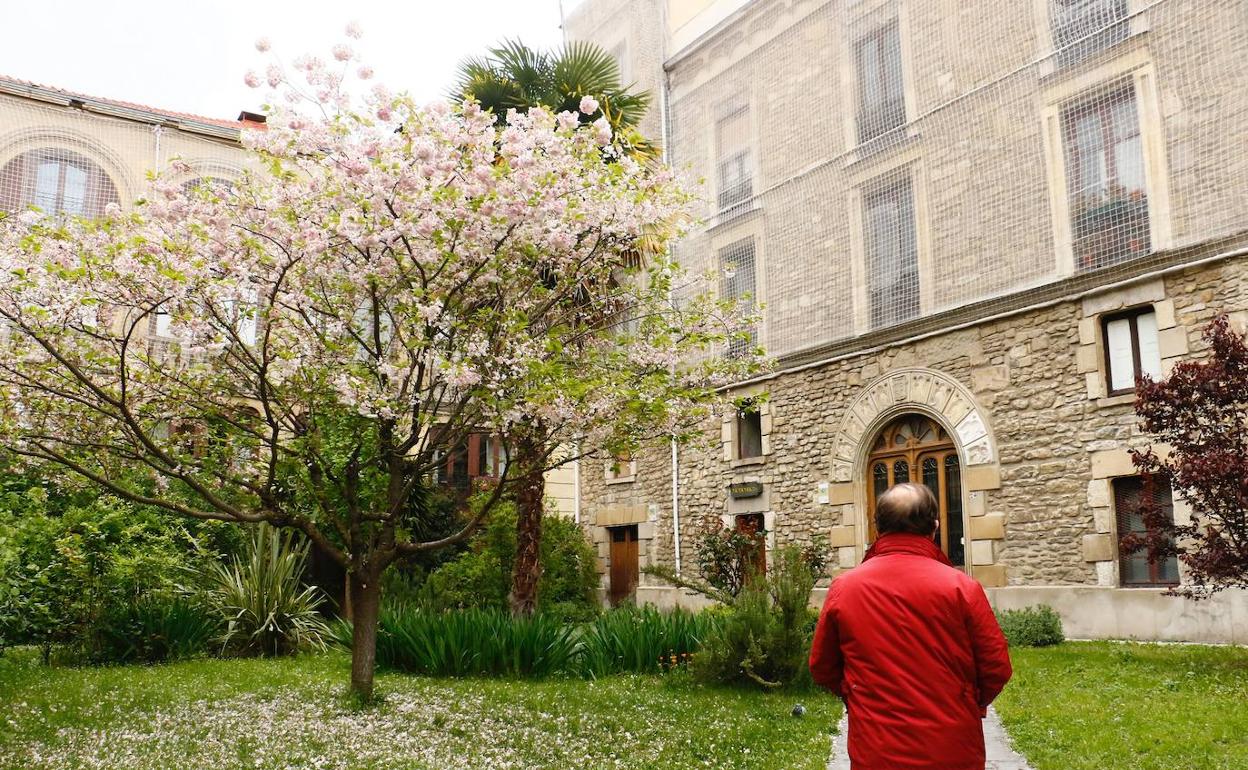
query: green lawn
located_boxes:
[0,650,840,769]
[996,641,1248,770]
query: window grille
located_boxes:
[716,107,752,213]
[863,173,919,329]
[855,21,905,144]
[1062,83,1150,271]
[1051,0,1130,68]
[718,237,757,357]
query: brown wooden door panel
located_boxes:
[608,525,639,605]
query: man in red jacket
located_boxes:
[810,483,1012,770]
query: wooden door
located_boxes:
[735,512,767,578]
[866,414,965,566]
[608,525,639,605]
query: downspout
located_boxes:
[573,443,581,524]
[658,0,682,576]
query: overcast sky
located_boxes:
[0,0,580,120]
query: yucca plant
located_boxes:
[204,524,331,657]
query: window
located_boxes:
[182,177,234,196]
[226,289,259,346]
[605,450,635,483]
[854,21,905,144]
[1062,83,1149,271]
[719,238,757,357]
[863,175,919,329]
[438,432,502,492]
[0,148,120,218]
[152,309,173,338]
[736,404,763,460]
[609,41,630,85]
[716,107,752,213]
[1051,0,1130,68]
[1102,307,1160,395]
[1113,475,1179,587]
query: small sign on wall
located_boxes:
[728,481,764,499]
[817,481,830,505]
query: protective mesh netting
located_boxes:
[0,90,246,220]
[652,0,1248,361]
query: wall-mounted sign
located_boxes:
[728,481,764,499]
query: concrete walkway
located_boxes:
[827,707,1035,770]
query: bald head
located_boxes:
[875,483,939,537]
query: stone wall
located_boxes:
[581,253,1248,620]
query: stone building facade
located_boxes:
[565,0,1248,642]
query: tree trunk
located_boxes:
[348,571,382,701]
[510,431,546,616]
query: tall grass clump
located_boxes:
[94,593,218,663]
[204,524,331,656]
[580,605,716,676]
[376,607,579,677]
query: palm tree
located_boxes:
[452,40,660,615]
[453,40,657,160]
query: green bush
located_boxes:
[996,605,1065,647]
[693,547,819,689]
[0,481,234,663]
[580,605,716,676]
[204,524,332,657]
[93,593,218,664]
[419,499,599,621]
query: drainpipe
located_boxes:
[573,444,581,524]
[655,0,683,576]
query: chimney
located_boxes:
[237,110,267,126]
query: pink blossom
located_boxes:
[578,95,599,115]
[357,65,374,80]
[345,21,364,39]
[255,37,271,53]
[266,65,283,88]
[332,44,353,62]
[243,71,261,88]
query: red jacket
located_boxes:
[809,533,1012,770]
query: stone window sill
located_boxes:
[1095,393,1136,409]
[730,456,766,469]
[604,476,636,486]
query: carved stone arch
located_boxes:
[830,367,996,484]
[824,368,1004,579]
[0,125,137,205]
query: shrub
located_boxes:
[419,499,599,621]
[93,593,218,664]
[580,605,716,676]
[996,605,1065,647]
[693,547,819,689]
[204,524,331,656]
[0,483,233,663]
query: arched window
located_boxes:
[181,176,233,196]
[0,148,120,218]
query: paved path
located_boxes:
[827,707,1034,770]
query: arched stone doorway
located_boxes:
[865,413,965,566]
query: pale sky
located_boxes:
[0,0,581,121]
